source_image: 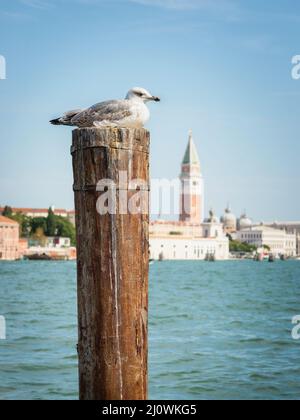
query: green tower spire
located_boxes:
[182,130,201,167]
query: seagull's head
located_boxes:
[126,87,160,103]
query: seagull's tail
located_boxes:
[50,109,83,126]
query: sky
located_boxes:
[0,0,300,221]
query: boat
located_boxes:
[205,253,216,262]
[158,252,164,262]
[26,253,52,261]
[25,253,69,261]
[269,254,275,263]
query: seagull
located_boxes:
[50,87,160,129]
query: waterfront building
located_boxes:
[150,132,229,261]
[24,246,76,261]
[28,237,71,249]
[266,222,300,256]
[18,239,29,259]
[268,221,300,235]
[24,236,75,260]
[203,209,224,238]
[0,216,20,260]
[150,236,229,261]
[236,225,296,257]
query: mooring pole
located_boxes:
[71,128,150,400]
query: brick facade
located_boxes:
[0,216,20,260]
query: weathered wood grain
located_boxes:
[71,128,150,400]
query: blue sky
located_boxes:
[0,0,299,221]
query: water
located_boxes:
[0,260,300,400]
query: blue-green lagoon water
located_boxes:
[0,260,300,400]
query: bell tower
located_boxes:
[179,130,204,224]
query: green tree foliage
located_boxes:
[2,205,76,245]
[226,233,233,241]
[46,208,57,237]
[230,240,257,253]
[30,217,47,236]
[2,206,13,217]
[32,227,47,247]
[30,215,76,246]
[10,213,31,237]
[55,216,76,246]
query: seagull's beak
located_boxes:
[151,96,161,102]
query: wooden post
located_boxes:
[71,128,150,401]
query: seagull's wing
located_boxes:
[50,109,84,126]
[64,109,83,118]
[71,100,132,127]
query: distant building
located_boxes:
[0,206,76,226]
[46,237,71,248]
[150,236,229,261]
[0,216,20,260]
[18,239,29,259]
[236,225,296,257]
[24,246,76,261]
[150,210,229,260]
[269,221,300,235]
[150,131,229,261]
[29,237,71,249]
[203,209,224,238]
[237,213,252,231]
[25,236,75,260]
[267,221,300,255]
[179,130,204,224]
[221,206,237,234]
[66,211,76,226]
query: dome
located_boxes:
[206,209,220,224]
[222,206,237,229]
[239,213,252,229]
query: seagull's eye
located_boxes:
[136,92,143,97]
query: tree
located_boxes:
[2,206,13,217]
[30,217,47,236]
[10,213,31,237]
[32,227,47,247]
[46,208,56,237]
[229,240,257,253]
[55,216,76,246]
[30,212,76,245]
[226,233,233,242]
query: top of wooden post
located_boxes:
[71,128,150,155]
